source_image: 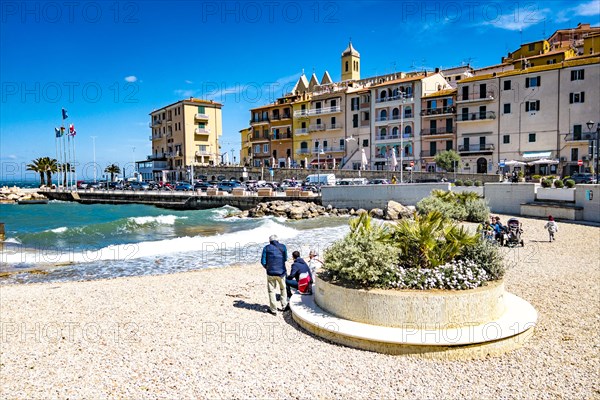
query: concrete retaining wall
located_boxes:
[575,184,600,223]
[484,183,537,215]
[321,183,450,209]
[314,277,506,329]
[536,188,576,202]
[451,186,484,197]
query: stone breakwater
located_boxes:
[0,187,47,203]
[232,200,414,220]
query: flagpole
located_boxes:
[72,134,77,188]
[62,127,68,189]
[55,130,59,190]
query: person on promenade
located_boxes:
[286,251,313,299]
[391,175,397,184]
[261,235,289,315]
[492,216,505,246]
[307,249,324,279]
[544,215,558,242]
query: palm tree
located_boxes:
[104,164,121,183]
[43,157,58,187]
[26,158,46,186]
[60,162,74,186]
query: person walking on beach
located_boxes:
[544,215,558,242]
[261,234,288,315]
[286,251,313,299]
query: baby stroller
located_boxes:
[504,218,525,247]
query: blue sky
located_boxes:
[1,0,599,181]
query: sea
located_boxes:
[0,196,350,285]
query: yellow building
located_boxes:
[239,127,251,166]
[503,39,577,69]
[583,32,600,55]
[291,92,311,167]
[150,98,222,181]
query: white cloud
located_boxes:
[572,0,600,16]
[124,75,138,83]
[185,80,193,84]
[174,89,196,97]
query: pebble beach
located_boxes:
[1,214,599,399]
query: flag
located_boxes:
[62,108,68,120]
[60,126,65,136]
[55,127,62,137]
[69,124,76,136]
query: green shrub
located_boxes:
[464,199,490,223]
[565,179,575,188]
[463,179,473,186]
[323,231,399,287]
[416,196,467,221]
[458,238,505,280]
[474,180,483,187]
[541,178,553,188]
[418,190,489,223]
[554,179,564,188]
[532,174,542,180]
[454,179,463,186]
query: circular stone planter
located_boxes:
[290,275,538,359]
[315,276,506,329]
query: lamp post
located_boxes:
[399,93,407,183]
[132,146,136,181]
[586,120,600,183]
[91,136,97,183]
[317,144,325,185]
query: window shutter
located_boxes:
[581,92,585,103]
[569,93,574,104]
[525,102,530,112]
[537,76,541,86]
[536,100,540,110]
[581,70,585,79]
[525,78,530,88]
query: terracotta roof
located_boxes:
[371,74,427,88]
[423,88,457,98]
[149,98,222,114]
[474,63,513,71]
[512,48,573,61]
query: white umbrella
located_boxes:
[504,160,527,166]
[390,148,398,171]
[332,158,336,169]
[223,152,229,165]
[287,157,291,168]
[271,157,276,167]
[304,157,308,169]
[529,158,559,165]
[361,148,368,170]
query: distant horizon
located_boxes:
[2,0,599,180]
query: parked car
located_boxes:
[564,173,597,184]
[370,179,390,184]
[194,181,215,191]
[129,181,150,190]
[217,181,242,193]
[175,182,194,191]
[158,182,174,190]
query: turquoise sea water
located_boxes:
[0,201,349,284]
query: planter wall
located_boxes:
[536,187,575,202]
[314,276,505,329]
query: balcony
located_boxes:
[458,143,495,153]
[295,128,309,136]
[272,132,292,139]
[195,113,209,120]
[375,134,413,141]
[195,150,211,156]
[309,124,326,132]
[420,150,441,157]
[375,94,414,103]
[564,132,598,141]
[149,120,162,128]
[250,117,270,125]
[420,127,456,136]
[457,91,495,102]
[327,123,343,130]
[195,127,211,134]
[296,148,311,154]
[456,111,496,122]
[293,109,310,118]
[313,146,345,153]
[294,106,341,117]
[271,113,292,121]
[420,106,456,117]
[147,154,167,160]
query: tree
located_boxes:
[27,158,46,187]
[434,150,461,172]
[43,157,58,187]
[104,164,121,182]
[60,162,74,186]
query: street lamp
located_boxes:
[586,120,600,183]
[399,93,407,183]
[317,144,325,185]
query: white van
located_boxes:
[305,174,336,186]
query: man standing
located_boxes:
[261,235,288,315]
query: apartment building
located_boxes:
[343,87,372,169]
[239,127,251,166]
[420,89,457,171]
[149,98,222,181]
[248,104,271,167]
[548,23,600,54]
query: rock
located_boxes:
[326,204,333,211]
[356,208,367,215]
[385,200,413,220]
[369,208,384,219]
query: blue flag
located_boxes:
[62,108,68,120]
[55,127,62,137]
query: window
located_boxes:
[503,135,510,144]
[528,133,536,142]
[353,114,358,128]
[314,141,319,149]
[571,69,584,80]
[339,139,345,149]
[479,83,487,99]
[345,61,349,72]
[503,103,511,114]
[569,92,585,104]
[330,99,337,108]
[351,97,359,110]
[446,140,453,151]
[429,142,437,156]
[331,117,336,126]
[323,140,328,149]
[525,76,541,88]
[363,111,370,121]
[525,100,540,112]
[528,43,535,51]
[263,144,269,153]
[571,148,579,162]
[404,125,412,136]
[573,124,582,140]
[503,80,511,90]
[379,127,387,139]
[362,139,369,147]
[461,86,469,100]
[198,106,205,113]
[254,145,260,154]
[546,59,556,65]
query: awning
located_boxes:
[522,151,551,159]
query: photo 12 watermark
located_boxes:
[1,1,140,24]
[200,1,339,24]
[1,81,139,104]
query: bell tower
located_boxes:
[341,41,360,81]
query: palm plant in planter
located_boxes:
[323,212,504,290]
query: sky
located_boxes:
[1,0,599,181]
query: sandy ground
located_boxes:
[0,214,599,399]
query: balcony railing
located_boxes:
[375,94,414,103]
[293,106,341,117]
[420,127,456,135]
[271,114,292,120]
[148,154,167,160]
[309,124,326,132]
[272,132,292,139]
[195,113,209,120]
[420,106,456,116]
[195,127,211,134]
[149,120,162,127]
[457,91,495,102]
[564,132,598,141]
[293,109,310,117]
[420,150,441,157]
[313,146,345,153]
[458,143,495,152]
[375,134,413,141]
[195,150,211,156]
[250,117,270,124]
[457,111,496,122]
[327,123,343,130]
[376,116,388,122]
[295,128,309,135]
[296,148,311,154]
